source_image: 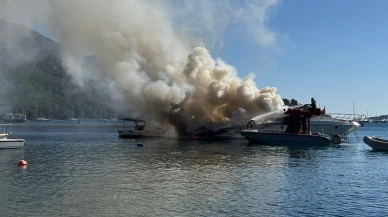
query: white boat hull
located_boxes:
[309,120,358,137]
[0,138,25,149]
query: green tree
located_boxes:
[282,98,290,106]
[290,99,299,106]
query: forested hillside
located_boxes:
[0,19,118,120]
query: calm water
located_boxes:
[1,121,388,216]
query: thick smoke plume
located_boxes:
[0,0,284,136]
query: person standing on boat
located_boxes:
[311,98,317,110]
[302,116,308,134]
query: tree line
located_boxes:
[282,98,299,106]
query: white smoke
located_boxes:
[0,0,284,135]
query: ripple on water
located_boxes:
[1,124,388,216]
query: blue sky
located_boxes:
[214,0,388,117]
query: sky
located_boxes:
[214,0,388,117]
[2,0,388,118]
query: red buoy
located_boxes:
[18,160,27,166]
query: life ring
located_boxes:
[246,120,255,129]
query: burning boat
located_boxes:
[191,98,361,141]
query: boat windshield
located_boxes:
[0,124,11,132]
[134,121,145,130]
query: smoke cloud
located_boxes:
[0,0,284,136]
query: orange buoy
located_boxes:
[18,160,27,166]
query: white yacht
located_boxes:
[118,118,168,138]
[257,113,363,139]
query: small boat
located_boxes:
[240,98,334,147]
[363,136,388,151]
[36,117,51,122]
[0,138,25,149]
[3,113,26,123]
[118,118,167,138]
[0,124,25,149]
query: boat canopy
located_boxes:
[120,118,146,130]
[120,118,146,122]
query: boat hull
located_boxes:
[363,136,388,151]
[3,119,26,123]
[118,130,167,138]
[309,121,358,137]
[0,139,25,149]
[241,130,331,146]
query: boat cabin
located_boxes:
[283,98,325,134]
[120,118,146,130]
[118,118,167,138]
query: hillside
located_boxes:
[0,19,119,120]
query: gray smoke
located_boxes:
[0,0,284,136]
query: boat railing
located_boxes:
[0,124,12,134]
[314,113,365,122]
[242,128,288,133]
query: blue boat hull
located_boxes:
[3,119,26,123]
[241,131,331,146]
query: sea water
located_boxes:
[1,121,388,216]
